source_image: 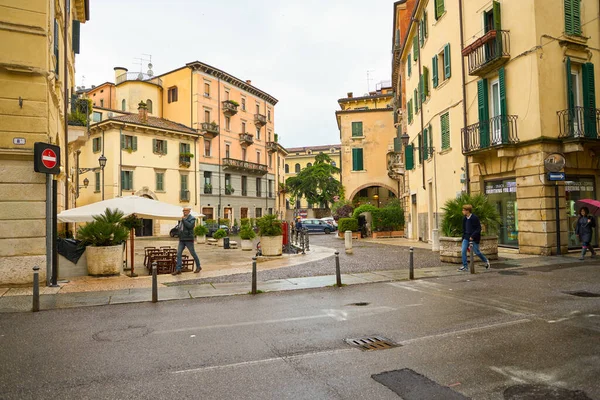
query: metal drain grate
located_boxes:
[564,291,600,298]
[345,336,400,351]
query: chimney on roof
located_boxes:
[246,80,252,85]
[347,92,353,98]
[138,101,148,123]
[114,66,128,82]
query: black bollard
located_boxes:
[251,257,257,294]
[305,230,310,251]
[469,240,475,274]
[151,262,158,303]
[32,266,40,312]
[409,247,414,280]
[335,251,342,287]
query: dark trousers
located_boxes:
[176,241,201,271]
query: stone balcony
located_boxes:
[254,113,267,127]
[222,101,238,116]
[222,157,267,175]
[200,122,219,139]
[239,133,254,147]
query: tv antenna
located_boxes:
[366,70,375,92]
[133,54,154,79]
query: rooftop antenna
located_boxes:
[366,69,374,92]
[133,54,154,80]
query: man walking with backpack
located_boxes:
[172,207,202,275]
[459,204,491,272]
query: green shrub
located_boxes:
[372,203,405,231]
[338,218,359,232]
[218,218,230,226]
[76,208,129,247]
[239,224,256,240]
[121,215,143,231]
[213,228,227,239]
[240,218,250,227]
[352,204,379,218]
[441,193,501,237]
[194,224,208,237]
[205,219,216,224]
[257,214,283,236]
[233,219,239,227]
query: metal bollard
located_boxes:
[409,247,414,280]
[32,266,40,312]
[335,251,342,287]
[251,257,257,294]
[305,230,310,251]
[469,241,475,274]
[300,230,306,254]
[151,262,158,303]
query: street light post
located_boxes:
[99,154,107,200]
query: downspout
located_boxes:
[191,68,198,207]
[265,100,268,213]
[119,127,122,196]
[416,19,426,191]
[218,75,222,220]
[459,0,470,194]
[63,1,70,211]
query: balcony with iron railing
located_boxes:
[462,30,510,76]
[179,154,192,167]
[239,133,254,147]
[254,113,267,127]
[266,141,278,153]
[222,101,239,116]
[557,107,600,140]
[115,72,163,87]
[222,157,268,175]
[200,122,219,138]
[203,184,213,194]
[461,115,519,153]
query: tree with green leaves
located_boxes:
[285,153,342,209]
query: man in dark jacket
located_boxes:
[172,207,201,275]
[459,204,490,272]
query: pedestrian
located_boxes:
[172,207,202,275]
[459,204,491,272]
[575,206,596,260]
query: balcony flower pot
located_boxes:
[257,214,283,256]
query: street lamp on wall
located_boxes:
[82,178,89,188]
[99,154,107,200]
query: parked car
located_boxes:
[170,223,229,238]
[300,218,334,234]
[319,217,338,229]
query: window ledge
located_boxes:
[432,11,447,25]
[435,79,450,90]
[94,190,100,193]
[351,136,365,140]
[155,190,166,193]
[351,170,367,173]
[439,147,452,155]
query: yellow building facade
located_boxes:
[79,61,287,230]
[396,0,600,255]
[283,145,341,215]
[336,85,402,209]
[0,0,89,284]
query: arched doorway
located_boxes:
[350,184,398,208]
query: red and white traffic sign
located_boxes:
[41,149,58,169]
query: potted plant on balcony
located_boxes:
[239,223,256,251]
[257,214,283,256]
[439,193,501,263]
[225,100,239,107]
[225,185,235,195]
[194,224,209,244]
[213,228,228,247]
[204,183,212,194]
[76,208,129,276]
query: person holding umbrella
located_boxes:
[575,206,596,260]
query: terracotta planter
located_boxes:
[86,245,123,276]
[241,239,253,251]
[439,236,499,264]
[372,230,405,238]
[261,235,282,256]
[338,231,360,239]
[196,235,206,244]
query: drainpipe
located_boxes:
[416,19,426,191]
[63,1,69,211]
[217,75,222,220]
[459,0,470,194]
[119,128,122,196]
[191,68,198,207]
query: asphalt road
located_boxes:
[0,263,599,399]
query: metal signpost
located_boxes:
[544,154,566,256]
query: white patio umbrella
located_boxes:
[57,196,203,222]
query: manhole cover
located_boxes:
[498,270,527,276]
[345,336,400,351]
[564,291,600,298]
[504,384,593,399]
[92,325,151,342]
[348,302,370,306]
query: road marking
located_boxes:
[172,348,355,374]
[399,319,532,345]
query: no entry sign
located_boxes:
[34,142,61,174]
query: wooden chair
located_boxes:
[153,255,174,274]
[146,249,163,271]
[143,247,157,268]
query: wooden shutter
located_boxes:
[424,11,428,38]
[432,56,439,88]
[352,148,363,171]
[423,128,429,160]
[163,140,167,154]
[414,89,419,112]
[72,20,80,54]
[129,172,133,190]
[405,144,414,170]
[418,134,422,163]
[95,172,100,192]
[408,100,413,123]
[441,113,450,150]
[419,20,424,47]
[478,79,490,148]
[408,55,412,77]
[499,67,508,143]
[435,0,444,20]
[121,171,126,190]
[423,67,429,98]
[582,62,597,137]
[565,0,581,35]
[357,148,363,170]
[444,43,451,79]
[152,139,157,153]
[413,36,418,61]
[428,124,433,155]
[493,1,502,56]
[352,122,363,137]
[132,136,138,151]
[54,20,59,75]
[120,134,126,149]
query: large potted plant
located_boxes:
[257,214,283,256]
[439,193,501,263]
[337,217,360,239]
[213,228,228,247]
[194,224,208,244]
[371,200,405,238]
[239,223,256,251]
[76,208,129,276]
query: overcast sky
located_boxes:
[76,0,394,148]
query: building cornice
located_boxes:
[89,119,199,138]
[335,107,393,115]
[338,93,393,104]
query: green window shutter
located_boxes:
[419,20,424,48]
[435,0,445,20]
[424,11,428,38]
[419,75,424,103]
[352,148,363,171]
[54,19,59,75]
[432,56,439,88]
[152,138,157,153]
[121,171,126,190]
[573,0,581,35]
[413,36,418,61]
[423,67,429,98]
[120,134,125,150]
[95,172,100,191]
[352,149,358,170]
[352,122,363,137]
[444,43,451,79]
[582,62,597,137]
[414,89,419,112]
[418,134,422,163]
[405,144,414,170]
[498,67,508,143]
[478,79,490,148]
[72,20,81,54]
[441,113,450,150]
[407,55,412,77]
[357,148,363,170]
[565,0,581,35]
[129,172,133,190]
[566,57,574,113]
[428,124,433,155]
[164,140,167,154]
[156,173,163,191]
[493,1,502,30]
[132,136,138,151]
[423,128,429,160]
[408,100,413,123]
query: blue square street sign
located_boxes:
[548,172,566,181]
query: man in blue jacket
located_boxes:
[172,207,201,275]
[459,204,490,272]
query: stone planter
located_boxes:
[260,235,282,256]
[439,236,499,264]
[372,230,404,238]
[218,238,224,247]
[86,245,123,276]
[241,239,253,251]
[196,235,206,244]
